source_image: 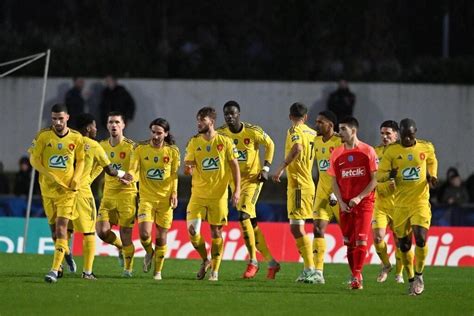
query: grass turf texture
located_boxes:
[0,253,472,315]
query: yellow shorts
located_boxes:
[137,199,173,229]
[313,195,340,222]
[42,191,78,225]
[97,195,137,228]
[236,181,263,218]
[72,195,97,233]
[371,206,394,230]
[287,188,314,220]
[186,195,228,226]
[392,205,432,238]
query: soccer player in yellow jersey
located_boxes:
[74,113,132,279]
[272,102,318,283]
[129,118,180,281]
[377,118,438,296]
[312,110,342,284]
[184,107,241,281]
[29,103,85,283]
[218,101,280,279]
[96,112,138,277]
[372,120,404,284]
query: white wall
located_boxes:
[0,78,473,178]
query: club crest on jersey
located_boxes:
[202,157,220,171]
[348,155,354,162]
[206,145,211,152]
[329,147,334,153]
[57,143,63,150]
[402,166,421,181]
[120,152,126,159]
[84,144,90,151]
[110,152,115,158]
[146,168,165,180]
[217,144,224,151]
[68,144,75,150]
[154,156,159,163]
[322,148,326,154]
[420,153,425,160]
[48,155,68,169]
[237,150,248,162]
[163,156,169,163]
[319,159,330,171]
[408,154,413,161]
[244,138,250,145]
[341,167,365,178]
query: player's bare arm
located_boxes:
[348,171,377,207]
[229,158,241,206]
[332,176,349,212]
[184,160,196,176]
[272,143,303,182]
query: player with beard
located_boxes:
[184,107,240,281]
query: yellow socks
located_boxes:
[211,237,224,272]
[240,219,257,261]
[52,238,68,271]
[296,235,315,269]
[415,246,428,274]
[395,248,404,275]
[122,244,135,271]
[141,237,154,255]
[400,249,415,279]
[190,233,208,261]
[312,237,326,271]
[374,240,390,266]
[154,245,167,274]
[83,234,95,274]
[254,226,273,262]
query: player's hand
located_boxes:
[119,178,131,185]
[428,176,438,188]
[389,168,398,179]
[170,192,178,209]
[231,190,240,207]
[122,172,133,182]
[257,170,269,182]
[340,201,351,213]
[348,196,361,208]
[184,165,193,176]
[272,169,284,183]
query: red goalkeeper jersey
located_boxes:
[327,141,378,203]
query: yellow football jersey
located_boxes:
[377,139,438,207]
[314,134,342,197]
[374,145,395,210]
[28,127,84,198]
[184,133,239,199]
[217,122,274,180]
[285,123,317,190]
[79,137,111,197]
[131,142,180,200]
[100,137,138,196]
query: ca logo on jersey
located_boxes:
[146,168,165,180]
[48,155,68,169]
[402,167,421,181]
[111,163,122,170]
[318,159,330,171]
[202,157,219,171]
[237,150,248,162]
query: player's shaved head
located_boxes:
[400,118,417,131]
[399,118,417,147]
[223,100,240,112]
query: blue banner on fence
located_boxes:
[0,217,54,254]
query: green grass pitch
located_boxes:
[0,253,472,315]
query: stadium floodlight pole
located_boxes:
[0,52,46,78]
[23,49,51,254]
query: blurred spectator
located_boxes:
[436,167,460,203]
[0,161,9,194]
[13,156,39,196]
[99,75,136,128]
[464,172,474,203]
[441,173,469,206]
[326,79,356,125]
[65,77,86,129]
